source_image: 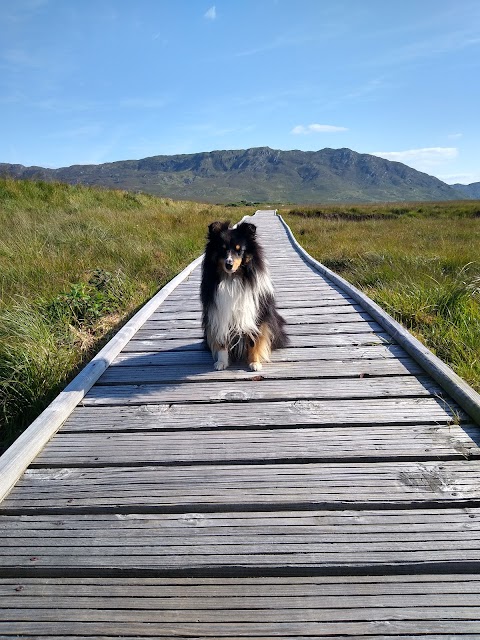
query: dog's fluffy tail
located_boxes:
[270,307,289,350]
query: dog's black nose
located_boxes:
[225,262,233,270]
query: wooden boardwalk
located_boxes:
[1,209,480,638]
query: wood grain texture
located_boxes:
[3,460,480,512]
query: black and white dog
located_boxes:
[201,220,288,371]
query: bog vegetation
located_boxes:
[1,180,479,453]
[282,202,480,394]
[0,178,253,451]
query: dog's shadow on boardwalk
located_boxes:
[112,340,261,385]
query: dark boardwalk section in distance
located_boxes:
[1,210,480,638]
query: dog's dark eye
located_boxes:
[222,244,227,249]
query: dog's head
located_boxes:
[207,220,257,274]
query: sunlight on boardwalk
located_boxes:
[1,210,480,637]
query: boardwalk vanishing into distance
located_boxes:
[1,210,480,637]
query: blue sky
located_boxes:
[1,0,479,184]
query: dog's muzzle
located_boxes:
[225,257,234,271]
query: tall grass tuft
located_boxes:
[0,301,77,443]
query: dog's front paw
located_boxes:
[249,361,263,371]
[214,349,229,371]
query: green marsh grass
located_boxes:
[283,203,480,393]
[0,178,254,451]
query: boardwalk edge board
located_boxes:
[0,255,204,503]
[276,212,480,427]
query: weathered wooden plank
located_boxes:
[160,280,355,298]
[160,296,366,312]
[3,460,480,512]
[82,375,443,406]
[29,422,480,466]
[98,357,425,385]
[165,280,344,292]
[2,508,480,536]
[1,549,480,575]
[121,331,391,352]
[163,294,355,307]
[148,306,365,328]
[149,303,362,325]
[112,344,406,367]
[0,620,479,637]
[149,301,360,324]
[4,511,480,572]
[62,397,463,432]
[3,593,480,611]
[5,533,480,553]
[4,593,480,611]
[134,317,377,341]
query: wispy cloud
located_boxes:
[439,171,480,185]
[346,77,387,100]
[0,0,49,24]
[291,124,348,135]
[204,6,216,20]
[236,35,312,57]
[447,132,463,139]
[397,30,480,62]
[372,147,458,172]
[152,33,168,46]
[2,47,43,69]
[365,29,480,69]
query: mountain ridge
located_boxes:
[0,146,475,203]
[451,182,480,199]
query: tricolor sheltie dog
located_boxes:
[201,220,288,371]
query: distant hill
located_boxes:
[452,182,480,199]
[0,146,470,203]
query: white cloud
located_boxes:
[291,124,348,135]
[372,147,458,172]
[236,36,313,57]
[204,6,216,20]
[447,132,463,139]
[439,171,480,185]
[346,78,385,100]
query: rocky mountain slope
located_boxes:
[451,182,480,199]
[0,146,471,203]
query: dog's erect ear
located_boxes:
[208,221,230,238]
[237,222,257,238]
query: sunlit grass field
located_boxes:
[0,178,253,451]
[2,180,479,453]
[282,202,480,394]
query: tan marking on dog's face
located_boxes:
[230,254,243,272]
[218,253,243,274]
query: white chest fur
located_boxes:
[209,273,273,345]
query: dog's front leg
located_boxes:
[213,345,229,371]
[247,325,272,371]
